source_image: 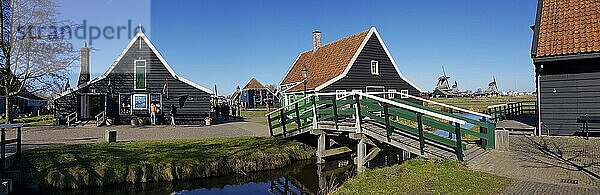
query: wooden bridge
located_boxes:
[266,92,496,171]
[488,101,537,135]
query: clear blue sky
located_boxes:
[60,0,538,95]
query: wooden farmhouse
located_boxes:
[531,0,600,135]
[238,78,277,108]
[54,30,213,125]
[279,27,422,106]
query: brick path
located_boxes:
[468,135,600,194]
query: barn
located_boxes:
[279,27,422,106]
[531,0,600,135]
[54,30,213,125]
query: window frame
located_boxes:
[119,93,132,115]
[388,89,397,99]
[132,94,149,110]
[134,60,147,90]
[370,60,379,75]
[335,90,347,100]
[401,89,409,99]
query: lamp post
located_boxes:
[301,67,308,108]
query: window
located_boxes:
[336,90,347,100]
[401,90,409,99]
[133,94,148,110]
[370,60,379,75]
[352,89,363,99]
[134,60,146,90]
[119,94,132,115]
[388,89,396,99]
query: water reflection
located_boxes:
[19,149,409,194]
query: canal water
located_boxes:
[433,113,488,139]
[24,149,409,195]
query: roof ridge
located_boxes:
[301,28,370,53]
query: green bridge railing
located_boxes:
[266,92,496,161]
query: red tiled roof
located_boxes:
[243,78,266,90]
[281,29,369,92]
[535,0,600,58]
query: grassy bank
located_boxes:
[18,137,314,190]
[335,159,512,194]
[430,95,536,113]
[0,115,53,126]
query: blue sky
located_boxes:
[59,0,538,95]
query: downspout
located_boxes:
[537,64,543,136]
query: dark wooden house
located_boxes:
[280,27,422,106]
[239,78,277,108]
[1,91,47,116]
[531,0,600,135]
[54,30,213,125]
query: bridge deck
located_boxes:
[496,120,535,135]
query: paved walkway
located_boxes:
[468,135,600,194]
[3,120,270,151]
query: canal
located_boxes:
[20,148,409,195]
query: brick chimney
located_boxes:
[313,30,321,52]
[77,41,90,86]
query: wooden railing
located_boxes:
[95,110,106,127]
[266,92,496,161]
[0,123,23,172]
[66,112,77,126]
[487,101,537,122]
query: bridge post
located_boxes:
[357,138,367,172]
[316,132,326,164]
[354,94,362,133]
[479,117,488,149]
[417,113,425,156]
[332,98,339,129]
[311,96,318,129]
[294,103,301,128]
[1,128,4,174]
[280,109,287,135]
[454,123,464,161]
[267,115,273,136]
[383,103,391,142]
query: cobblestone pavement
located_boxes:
[3,120,270,151]
[468,135,600,194]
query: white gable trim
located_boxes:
[279,51,305,86]
[56,31,213,99]
[314,27,423,92]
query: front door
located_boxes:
[80,94,106,119]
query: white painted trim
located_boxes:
[388,89,397,99]
[132,93,148,110]
[370,60,379,75]
[314,27,423,92]
[55,31,213,99]
[279,52,306,85]
[365,86,385,92]
[118,93,132,115]
[335,90,347,100]
[400,89,409,99]
[133,60,147,90]
[361,93,466,124]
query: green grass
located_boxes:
[19,137,314,189]
[241,110,268,120]
[429,95,536,113]
[335,159,512,195]
[0,115,53,126]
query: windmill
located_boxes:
[436,66,451,91]
[486,76,500,96]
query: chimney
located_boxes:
[77,41,90,86]
[312,30,321,52]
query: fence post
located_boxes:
[479,117,488,149]
[17,126,22,158]
[311,96,318,129]
[354,94,362,133]
[295,102,301,128]
[383,103,391,142]
[1,128,5,173]
[417,113,425,156]
[455,123,463,161]
[267,115,273,136]
[332,98,339,129]
[280,109,287,134]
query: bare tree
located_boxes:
[1,0,77,123]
